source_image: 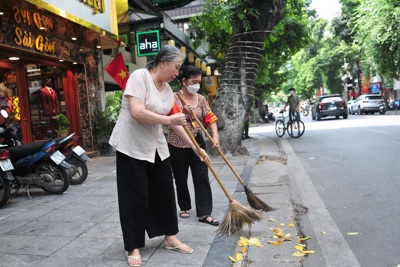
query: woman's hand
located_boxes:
[169,113,186,125]
[193,147,210,162]
[211,135,220,149]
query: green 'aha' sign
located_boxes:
[136,30,160,57]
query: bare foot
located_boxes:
[126,249,141,266]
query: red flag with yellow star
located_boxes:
[105,52,129,91]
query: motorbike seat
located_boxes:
[8,141,49,160]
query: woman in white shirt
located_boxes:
[109,45,208,267]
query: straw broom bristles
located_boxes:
[217,199,263,236]
[245,186,275,212]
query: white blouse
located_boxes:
[109,68,174,163]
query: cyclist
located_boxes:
[281,87,301,136]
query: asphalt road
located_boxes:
[251,113,400,267]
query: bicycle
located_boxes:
[275,110,305,138]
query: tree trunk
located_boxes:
[213,0,287,155]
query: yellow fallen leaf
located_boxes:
[292,251,305,257]
[321,231,326,234]
[239,247,247,253]
[289,223,295,228]
[294,245,305,251]
[235,253,242,261]
[303,250,315,254]
[268,217,276,222]
[273,235,279,239]
[298,236,311,243]
[238,239,249,247]
[347,232,359,235]
[285,233,292,238]
[280,223,285,227]
[268,240,283,246]
[229,255,237,262]
[248,237,261,245]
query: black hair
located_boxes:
[178,65,202,84]
[288,87,295,91]
[146,45,183,70]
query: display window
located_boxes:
[26,64,66,140]
[0,67,20,137]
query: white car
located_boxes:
[351,94,384,115]
[347,100,355,114]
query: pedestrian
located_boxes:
[168,65,220,226]
[281,87,301,136]
[109,46,209,267]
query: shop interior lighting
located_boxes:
[96,45,101,49]
[39,26,46,30]
[71,37,77,41]
[0,11,4,15]
[59,59,64,62]
[27,68,41,72]
[72,62,77,65]
[9,57,20,60]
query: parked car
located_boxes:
[347,100,355,114]
[351,94,384,115]
[311,94,348,121]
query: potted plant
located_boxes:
[95,91,122,155]
[55,113,70,137]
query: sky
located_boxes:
[309,0,342,20]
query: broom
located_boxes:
[181,123,262,235]
[177,91,274,212]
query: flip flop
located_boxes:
[179,211,190,218]
[199,216,220,226]
[164,243,193,254]
[126,252,141,267]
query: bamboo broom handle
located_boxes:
[177,92,247,187]
[181,124,233,202]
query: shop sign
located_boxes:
[78,0,105,13]
[12,5,55,53]
[136,30,160,57]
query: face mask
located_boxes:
[187,84,200,94]
[289,90,294,95]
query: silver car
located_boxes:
[351,94,384,115]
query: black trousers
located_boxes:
[168,143,213,217]
[116,151,178,252]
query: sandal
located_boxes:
[126,252,141,267]
[179,211,190,218]
[164,243,193,254]
[199,215,220,226]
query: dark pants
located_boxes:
[116,151,178,252]
[168,143,213,217]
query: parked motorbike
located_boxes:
[379,103,386,115]
[0,111,89,184]
[54,133,91,185]
[0,144,14,208]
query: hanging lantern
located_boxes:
[188,52,194,63]
[180,47,186,57]
[168,40,175,46]
[206,66,211,76]
[201,62,207,72]
[195,58,201,68]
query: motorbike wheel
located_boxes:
[0,175,11,208]
[35,161,70,194]
[67,155,88,185]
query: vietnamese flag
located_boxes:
[105,52,129,91]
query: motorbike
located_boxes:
[379,103,386,115]
[54,133,91,185]
[0,111,90,184]
[0,144,14,208]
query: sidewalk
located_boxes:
[0,134,300,267]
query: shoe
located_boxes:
[179,211,190,218]
[245,136,253,139]
[164,243,193,254]
[126,252,141,267]
[199,215,220,226]
[298,131,301,136]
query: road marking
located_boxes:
[369,129,389,134]
[281,138,360,267]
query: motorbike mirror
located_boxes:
[59,133,75,144]
[1,110,8,119]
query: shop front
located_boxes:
[0,0,106,150]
